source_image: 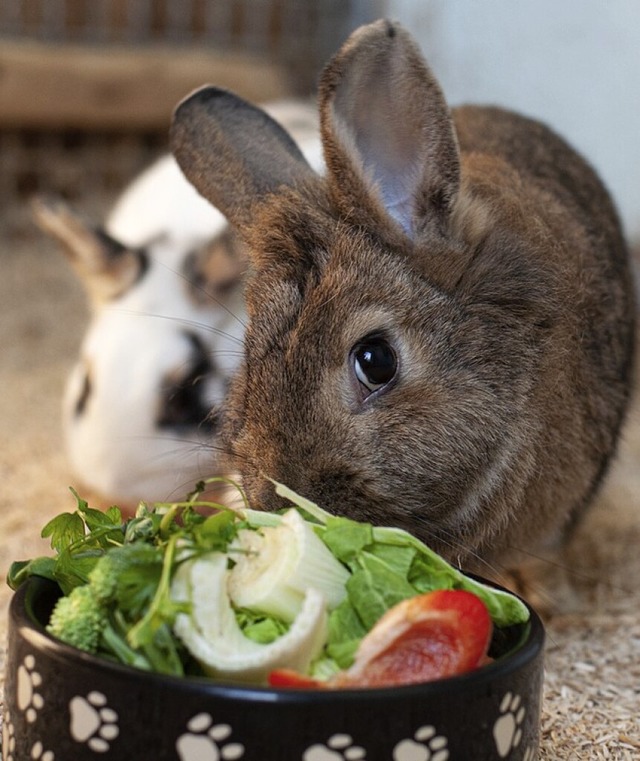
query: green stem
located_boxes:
[127,533,180,649]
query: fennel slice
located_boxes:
[228,524,304,622]
[278,509,350,609]
[172,554,328,683]
[229,509,349,621]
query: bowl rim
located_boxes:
[10,574,545,705]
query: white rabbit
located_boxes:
[34,100,322,508]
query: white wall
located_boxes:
[386,1,640,241]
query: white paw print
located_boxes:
[175,713,244,761]
[393,725,449,761]
[3,707,16,761]
[303,733,366,761]
[30,741,55,760]
[17,655,44,723]
[1,708,55,761]
[493,691,526,758]
[69,691,119,753]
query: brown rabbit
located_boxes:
[171,20,635,566]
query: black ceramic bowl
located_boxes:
[4,577,544,761]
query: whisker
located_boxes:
[152,255,248,331]
[422,524,571,616]
[499,541,635,595]
[121,433,228,453]
[103,307,246,347]
[427,525,510,580]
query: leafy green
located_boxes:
[321,517,373,566]
[8,477,530,682]
[41,510,85,554]
[273,480,530,635]
[7,556,57,591]
[127,533,187,651]
[235,609,290,644]
[30,488,126,594]
[325,598,368,668]
[9,480,242,676]
[346,552,417,630]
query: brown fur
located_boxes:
[171,20,636,566]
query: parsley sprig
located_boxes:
[8,480,243,675]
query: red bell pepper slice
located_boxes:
[268,589,492,690]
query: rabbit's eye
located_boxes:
[351,336,397,397]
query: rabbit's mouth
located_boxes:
[233,464,459,555]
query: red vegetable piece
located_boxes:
[337,589,493,688]
[268,669,324,689]
[268,590,493,690]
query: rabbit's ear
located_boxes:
[31,196,145,304]
[171,87,318,230]
[319,20,460,240]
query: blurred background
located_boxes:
[1,6,639,755]
[0,0,381,235]
[1,0,639,240]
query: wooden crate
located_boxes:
[0,0,381,235]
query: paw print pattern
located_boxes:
[175,713,244,761]
[30,741,55,760]
[393,725,449,761]
[493,692,526,758]
[303,733,366,761]
[16,655,44,723]
[3,707,16,761]
[69,691,119,753]
[1,708,54,761]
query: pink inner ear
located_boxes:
[320,21,461,243]
[330,74,424,239]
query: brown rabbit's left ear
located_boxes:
[171,87,318,232]
[319,19,460,241]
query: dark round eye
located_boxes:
[351,335,397,396]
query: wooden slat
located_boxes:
[0,39,291,129]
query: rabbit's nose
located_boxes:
[156,380,217,432]
[245,476,290,512]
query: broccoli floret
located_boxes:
[46,543,160,654]
[86,553,120,603]
[47,584,107,653]
[88,542,161,608]
[46,542,176,672]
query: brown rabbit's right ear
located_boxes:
[319,19,460,242]
[170,87,318,231]
[31,196,145,304]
